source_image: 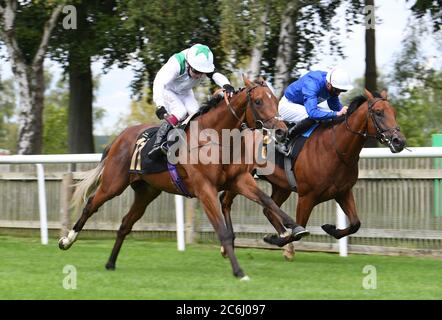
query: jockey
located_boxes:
[148,43,235,160]
[277,67,353,154]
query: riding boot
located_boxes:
[287,118,316,140]
[147,121,173,160]
[276,118,316,156]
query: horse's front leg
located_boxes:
[322,189,361,239]
[195,182,249,280]
[231,173,309,246]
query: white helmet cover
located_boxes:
[326,67,353,91]
[186,44,215,73]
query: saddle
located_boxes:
[274,121,320,191]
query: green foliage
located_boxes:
[410,0,442,32]
[42,78,69,154]
[390,23,442,146]
[124,0,224,95]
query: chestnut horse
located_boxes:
[58,77,309,280]
[220,89,406,259]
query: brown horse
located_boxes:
[58,77,309,280]
[220,89,406,258]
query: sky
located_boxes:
[0,0,422,135]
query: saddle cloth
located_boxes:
[129,127,168,174]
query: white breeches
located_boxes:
[163,89,199,121]
[278,96,331,123]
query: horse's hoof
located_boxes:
[58,237,71,250]
[283,251,294,261]
[292,226,310,241]
[105,262,116,270]
[321,224,336,236]
[240,275,250,281]
[263,234,285,247]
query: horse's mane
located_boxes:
[325,92,383,126]
[198,94,224,115]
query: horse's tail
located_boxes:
[71,144,112,209]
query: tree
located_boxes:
[0,0,65,154]
[410,0,442,32]
[49,0,138,153]
[43,75,105,154]
[390,22,442,146]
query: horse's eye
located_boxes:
[254,99,262,105]
[375,110,383,116]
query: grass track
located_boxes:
[0,236,441,300]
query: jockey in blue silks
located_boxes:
[277,67,353,154]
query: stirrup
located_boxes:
[148,142,168,160]
[276,143,289,156]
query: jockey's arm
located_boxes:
[152,58,180,108]
[207,72,230,88]
[327,96,343,111]
[302,80,337,121]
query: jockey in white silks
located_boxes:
[148,43,234,160]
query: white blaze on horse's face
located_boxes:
[266,92,272,99]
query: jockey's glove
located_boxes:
[155,106,167,120]
[223,84,235,95]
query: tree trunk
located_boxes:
[15,64,44,154]
[365,0,378,147]
[365,0,377,93]
[274,0,299,98]
[68,53,94,153]
[248,2,269,79]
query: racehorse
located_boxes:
[58,77,309,280]
[219,89,406,259]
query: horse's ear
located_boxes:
[364,88,374,100]
[242,74,252,87]
[257,76,265,84]
[380,89,389,100]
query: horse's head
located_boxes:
[364,89,406,153]
[242,76,287,143]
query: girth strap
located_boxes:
[284,155,297,192]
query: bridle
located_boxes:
[225,84,282,131]
[345,97,401,147]
[334,97,402,167]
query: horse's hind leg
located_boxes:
[322,190,361,239]
[262,185,294,260]
[59,172,130,250]
[105,182,161,270]
[219,191,237,258]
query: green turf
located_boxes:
[0,235,441,300]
